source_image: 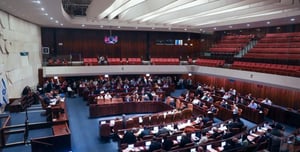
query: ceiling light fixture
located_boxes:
[50,17,53,20]
[32,0,41,4]
[44,13,48,16]
[41,8,45,11]
[290,18,295,21]
[81,24,85,27]
[266,21,270,24]
[60,23,63,26]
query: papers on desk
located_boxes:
[251,133,259,137]
[49,98,58,105]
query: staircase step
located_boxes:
[5,128,25,134]
[5,141,27,147]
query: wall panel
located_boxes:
[195,75,300,110]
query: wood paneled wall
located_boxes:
[194,75,300,110]
[41,28,206,60]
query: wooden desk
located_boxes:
[90,102,173,118]
[52,122,70,136]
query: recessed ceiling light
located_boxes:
[213,27,217,30]
[32,0,40,4]
[81,24,85,27]
[266,21,270,24]
[41,8,45,11]
[44,13,48,16]
[118,26,121,28]
[229,26,232,28]
[152,27,155,30]
[55,20,59,24]
[246,24,250,27]
[100,25,104,28]
[184,28,187,31]
[50,17,53,20]
[60,23,63,26]
[199,29,202,31]
[291,18,295,21]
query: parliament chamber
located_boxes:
[1,1,300,152]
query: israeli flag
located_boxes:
[0,76,8,109]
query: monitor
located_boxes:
[104,36,118,44]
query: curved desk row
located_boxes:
[261,103,300,127]
[89,101,173,118]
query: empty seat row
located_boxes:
[195,59,225,67]
[106,57,142,65]
[232,61,300,77]
[83,58,98,65]
[259,37,300,43]
[222,35,253,40]
[265,32,300,38]
[244,53,300,60]
[151,58,180,65]
[213,43,245,48]
[250,48,300,54]
[210,48,240,54]
[255,42,300,48]
[220,39,250,44]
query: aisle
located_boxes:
[66,97,118,152]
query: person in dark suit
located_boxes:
[149,139,161,152]
[179,133,192,147]
[122,130,136,144]
[162,136,173,151]
[223,137,243,151]
[156,127,170,137]
[138,126,151,139]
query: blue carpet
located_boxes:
[65,97,119,152]
[9,110,47,125]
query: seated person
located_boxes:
[149,139,162,152]
[248,100,258,109]
[227,118,244,130]
[156,127,170,137]
[198,131,209,144]
[122,130,137,144]
[162,136,173,151]
[104,92,112,100]
[138,126,151,139]
[179,132,192,147]
[42,91,57,105]
[261,98,272,105]
[223,137,243,151]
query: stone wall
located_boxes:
[0,10,41,98]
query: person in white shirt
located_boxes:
[104,92,112,100]
[261,98,272,105]
[248,100,258,109]
[198,131,209,144]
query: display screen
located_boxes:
[104,36,118,44]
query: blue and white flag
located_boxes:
[0,75,8,108]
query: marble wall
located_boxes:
[0,10,41,98]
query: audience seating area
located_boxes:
[232,61,300,77]
[194,58,225,67]
[244,32,300,60]
[83,57,98,65]
[210,35,252,54]
[150,58,180,65]
[106,57,142,65]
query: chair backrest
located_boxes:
[100,123,111,138]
